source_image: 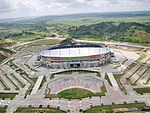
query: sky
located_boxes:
[0,0,150,19]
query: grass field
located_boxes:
[57,88,96,99]
[0,93,18,99]
[105,75,112,86]
[113,74,127,94]
[136,52,147,62]
[27,39,61,46]
[133,87,150,94]
[46,86,106,99]
[15,107,66,113]
[47,16,150,26]
[83,103,148,113]
[0,106,7,113]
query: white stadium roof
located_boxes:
[40,47,110,57]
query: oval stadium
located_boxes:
[36,38,113,69]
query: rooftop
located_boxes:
[47,38,106,50]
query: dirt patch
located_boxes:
[136,32,150,39]
[0,50,11,56]
[0,44,11,48]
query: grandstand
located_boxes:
[36,38,113,69]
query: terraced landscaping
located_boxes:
[133,87,150,94]
[0,93,18,99]
[83,103,148,113]
[14,107,66,113]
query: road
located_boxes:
[6,35,150,50]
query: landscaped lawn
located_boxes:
[0,93,18,99]
[14,107,66,113]
[105,75,112,86]
[46,84,106,99]
[0,106,7,113]
[57,88,95,99]
[83,103,148,113]
[56,87,106,99]
[27,39,61,46]
[133,87,150,94]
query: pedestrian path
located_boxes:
[31,76,44,95]
[107,73,120,91]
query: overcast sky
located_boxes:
[0,0,150,19]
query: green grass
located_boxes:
[13,45,25,51]
[0,93,18,99]
[96,73,101,77]
[136,52,147,62]
[133,87,150,94]
[113,74,127,94]
[46,86,106,99]
[0,106,7,113]
[141,43,150,47]
[0,40,12,45]
[30,77,38,83]
[50,75,55,79]
[113,74,122,80]
[27,39,61,46]
[100,85,107,96]
[0,53,7,63]
[105,75,112,86]
[79,37,105,41]
[57,88,96,99]
[12,36,43,43]
[39,76,46,89]
[0,47,14,54]
[25,84,34,96]
[47,16,150,26]
[15,107,66,113]
[8,59,18,69]
[83,103,148,113]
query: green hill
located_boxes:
[68,22,150,44]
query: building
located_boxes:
[35,38,113,69]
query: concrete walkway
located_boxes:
[31,75,44,95]
[107,73,120,91]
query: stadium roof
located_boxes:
[47,38,105,50]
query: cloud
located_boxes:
[75,0,87,3]
[0,0,150,19]
[0,0,12,12]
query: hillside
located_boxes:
[0,11,150,46]
[68,22,150,44]
[0,43,14,63]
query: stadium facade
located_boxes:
[36,38,113,69]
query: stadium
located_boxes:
[36,38,113,69]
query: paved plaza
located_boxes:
[0,43,150,113]
[48,73,103,94]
